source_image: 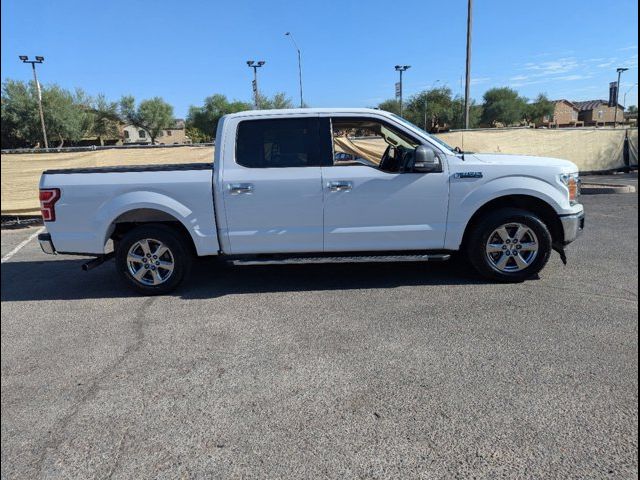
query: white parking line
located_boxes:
[1,227,45,264]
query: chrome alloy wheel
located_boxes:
[485,223,539,273]
[127,238,175,286]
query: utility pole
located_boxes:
[19,55,48,149]
[246,60,266,109]
[614,67,629,127]
[285,32,304,107]
[394,65,410,117]
[463,0,473,129]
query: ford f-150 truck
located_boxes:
[38,108,584,294]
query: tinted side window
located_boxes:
[236,118,320,168]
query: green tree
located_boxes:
[627,105,638,114]
[186,94,252,141]
[259,92,294,109]
[86,94,121,145]
[43,86,90,147]
[1,79,90,148]
[405,87,456,132]
[480,87,528,127]
[524,93,555,126]
[185,126,209,144]
[378,91,481,131]
[469,104,483,129]
[1,79,40,148]
[120,96,174,144]
[377,99,401,116]
[450,96,482,130]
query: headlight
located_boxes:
[560,173,581,204]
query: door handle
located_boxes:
[228,183,254,195]
[328,181,353,192]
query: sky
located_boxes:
[1,0,638,118]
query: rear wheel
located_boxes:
[115,225,191,295]
[467,208,552,282]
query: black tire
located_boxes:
[466,208,552,283]
[115,224,192,295]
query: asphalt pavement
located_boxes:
[1,192,638,479]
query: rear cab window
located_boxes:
[235,118,323,168]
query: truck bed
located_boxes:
[40,163,219,256]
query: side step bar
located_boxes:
[231,253,451,266]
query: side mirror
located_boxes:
[413,146,442,173]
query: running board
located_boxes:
[231,253,451,266]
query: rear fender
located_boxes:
[95,191,219,255]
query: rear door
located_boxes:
[221,116,325,254]
[320,116,449,252]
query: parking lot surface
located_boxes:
[1,193,638,479]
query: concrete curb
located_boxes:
[581,183,637,194]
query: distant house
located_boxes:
[122,125,152,144]
[542,100,583,128]
[574,100,625,126]
[623,109,638,126]
[156,119,191,145]
[122,119,191,145]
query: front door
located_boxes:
[221,116,325,254]
[321,116,449,252]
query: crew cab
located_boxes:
[38,108,585,294]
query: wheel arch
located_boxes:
[94,190,219,256]
[109,208,197,256]
[460,194,564,250]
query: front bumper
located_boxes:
[38,232,56,255]
[560,211,585,245]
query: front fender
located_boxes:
[461,175,567,214]
[444,175,570,250]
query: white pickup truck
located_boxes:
[38,108,584,294]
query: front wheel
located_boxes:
[115,225,192,295]
[466,208,552,282]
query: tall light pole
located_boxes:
[246,60,266,109]
[19,55,48,149]
[613,67,629,127]
[394,65,411,117]
[463,0,473,129]
[285,32,304,108]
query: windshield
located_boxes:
[389,113,456,153]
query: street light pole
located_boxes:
[394,65,410,117]
[246,60,266,109]
[285,32,304,108]
[614,67,629,127]
[19,55,48,149]
[463,0,473,129]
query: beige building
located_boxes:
[156,119,191,145]
[122,119,191,145]
[542,100,583,127]
[122,125,151,144]
[574,100,625,126]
